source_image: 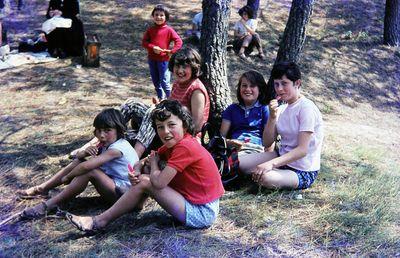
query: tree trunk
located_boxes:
[275,0,314,64]
[200,0,232,134]
[384,0,400,46]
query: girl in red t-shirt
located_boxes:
[67,100,224,233]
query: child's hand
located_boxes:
[268,98,280,119]
[84,145,99,157]
[153,46,163,54]
[148,151,160,169]
[227,139,244,150]
[128,170,141,185]
[251,162,273,183]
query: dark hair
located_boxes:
[271,61,302,82]
[151,100,195,136]
[238,5,254,19]
[93,108,127,139]
[151,4,170,22]
[236,70,274,105]
[168,47,202,79]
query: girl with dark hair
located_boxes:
[18,108,139,219]
[232,5,265,60]
[120,46,209,158]
[67,100,224,233]
[239,62,324,190]
[142,4,183,99]
[220,70,274,155]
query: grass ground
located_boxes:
[1,0,399,256]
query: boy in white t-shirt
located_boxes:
[239,62,324,190]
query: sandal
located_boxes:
[238,53,250,61]
[20,202,48,219]
[66,213,104,234]
[17,186,49,199]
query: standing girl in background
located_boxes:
[142,4,183,100]
[220,70,274,155]
[18,109,139,218]
[67,100,224,233]
[239,62,324,190]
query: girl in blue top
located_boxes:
[220,70,274,155]
[18,108,139,219]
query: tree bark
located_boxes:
[384,0,400,46]
[275,0,314,64]
[200,0,232,134]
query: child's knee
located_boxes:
[259,172,282,189]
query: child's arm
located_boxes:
[61,149,122,183]
[240,19,257,35]
[169,28,183,54]
[190,90,206,133]
[148,151,177,189]
[141,29,156,51]
[263,99,279,147]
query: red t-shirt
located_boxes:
[142,23,183,62]
[170,78,210,129]
[158,134,224,204]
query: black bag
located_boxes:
[201,123,240,187]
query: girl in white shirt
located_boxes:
[233,5,265,60]
[239,62,324,190]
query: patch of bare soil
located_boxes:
[1,0,399,256]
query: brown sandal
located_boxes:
[17,186,49,199]
[66,213,104,234]
[20,202,48,219]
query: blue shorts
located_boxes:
[185,199,219,228]
[279,165,318,190]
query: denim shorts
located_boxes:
[185,199,219,228]
[279,165,318,190]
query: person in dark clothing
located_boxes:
[45,0,84,58]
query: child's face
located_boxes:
[273,75,301,104]
[240,77,259,106]
[94,128,118,147]
[173,64,192,85]
[152,10,166,25]
[242,12,249,21]
[155,114,186,148]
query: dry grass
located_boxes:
[1,0,400,256]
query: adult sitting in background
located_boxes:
[231,5,265,61]
[45,0,84,58]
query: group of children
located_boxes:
[16,4,324,233]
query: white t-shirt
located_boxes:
[233,19,257,37]
[192,12,203,39]
[276,96,323,171]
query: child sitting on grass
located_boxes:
[19,108,139,219]
[67,100,224,233]
[220,70,274,155]
[239,62,324,190]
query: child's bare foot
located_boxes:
[17,186,48,199]
[66,213,104,234]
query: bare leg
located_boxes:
[45,169,118,209]
[239,151,278,175]
[258,169,299,189]
[18,159,81,196]
[69,175,186,230]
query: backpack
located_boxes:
[201,123,240,187]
